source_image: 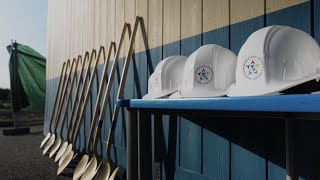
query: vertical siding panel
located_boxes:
[163,0,180,57]
[100,0,108,47]
[112,0,124,160]
[180,0,202,175]
[266,1,311,179]
[88,0,101,153]
[101,0,116,158]
[113,0,136,168]
[95,0,107,157]
[79,0,88,151]
[63,0,70,139]
[163,0,180,179]
[134,0,148,98]
[315,0,320,43]
[202,1,230,179]
[148,0,163,69]
[181,0,202,55]
[266,0,311,33]
[266,119,286,180]
[230,1,266,179]
[230,0,265,54]
[44,0,51,134]
[203,0,229,48]
[61,0,68,138]
[148,0,164,179]
[45,0,51,134]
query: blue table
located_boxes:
[117,94,320,180]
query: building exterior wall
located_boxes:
[45,0,320,179]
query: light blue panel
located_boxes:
[181,35,201,57]
[203,26,229,49]
[163,41,180,59]
[268,162,286,180]
[230,16,264,54]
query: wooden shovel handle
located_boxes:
[48,62,66,132]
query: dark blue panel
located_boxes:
[180,34,202,173]
[314,0,320,44]
[203,26,229,49]
[267,3,312,179]
[266,1,311,34]
[148,46,163,74]
[114,56,124,151]
[174,166,216,180]
[202,118,230,180]
[163,35,179,180]
[163,41,180,58]
[181,35,202,56]
[109,144,127,176]
[266,120,286,180]
[94,63,105,157]
[295,120,320,179]
[179,117,201,172]
[231,119,266,180]
[133,51,148,98]
[230,16,264,54]
[202,18,230,180]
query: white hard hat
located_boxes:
[143,56,187,99]
[227,26,320,96]
[169,44,237,98]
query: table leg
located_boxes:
[286,118,297,180]
[126,108,138,180]
[153,113,162,180]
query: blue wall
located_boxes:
[44,1,320,179]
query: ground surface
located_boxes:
[0,125,73,180]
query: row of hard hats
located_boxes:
[143,25,320,99]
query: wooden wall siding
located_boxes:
[45,0,320,179]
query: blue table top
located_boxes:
[116,94,320,113]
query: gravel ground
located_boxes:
[0,125,72,180]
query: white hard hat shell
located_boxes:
[227,26,320,96]
[170,44,237,98]
[143,56,187,99]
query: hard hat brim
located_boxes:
[169,88,226,98]
[226,73,320,97]
[142,89,177,99]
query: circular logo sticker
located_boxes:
[194,65,213,85]
[243,56,264,80]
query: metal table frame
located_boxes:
[119,95,320,180]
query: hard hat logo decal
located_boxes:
[194,65,213,85]
[243,56,264,80]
